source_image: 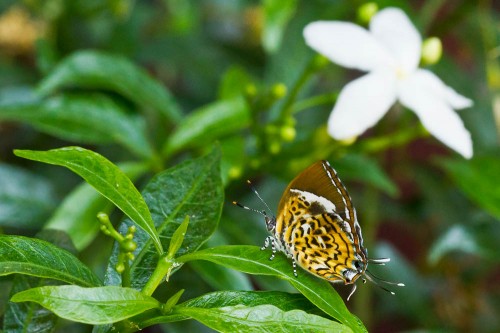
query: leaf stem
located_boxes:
[292,92,338,114]
[121,259,131,287]
[141,254,175,296]
[357,122,428,153]
[277,55,325,121]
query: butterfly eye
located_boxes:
[265,216,276,231]
[353,260,363,271]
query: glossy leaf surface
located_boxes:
[14,147,163,254]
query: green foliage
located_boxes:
[14,147,163,254]
[0,164,56,229]
[4,276,58,333]
[0,1,498,333]
[104,147,224,292]
[439,155,500,219]
[174,304,351,333]
[44,162,148,250]
[37,50,182,124]
[0,235,102,287]
[177,245,363,331]
[0,93,154,158]
[11,286,160,325]
[163,97,250,156]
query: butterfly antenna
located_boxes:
[368,258,391,266]
[232,201,268,217]
[246,180,274,217]
[364,273,396,295]
[364,270,405,296]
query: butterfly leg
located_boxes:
[261,236,272,250]
[261,236,277,261]
[292,258,298,277]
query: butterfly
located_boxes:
[234,160,403,300]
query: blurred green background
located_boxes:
[0,0,499,332]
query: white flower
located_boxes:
[303,7,473,158]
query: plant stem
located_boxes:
[277,56,322,121]
[357,123,428,154]
[141,254,175,296]
[292,92,338,114]
[121,259,131,288]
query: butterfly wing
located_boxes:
[275,161,367,283]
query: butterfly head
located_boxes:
[264,215,277,233]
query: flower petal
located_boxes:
[304,21,395,72]
[328,71,397,139]
[370,8,422,73]
[398,72,473,158]
[408,69,473,109]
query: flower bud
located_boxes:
[115,263,125,273]
[244,84,257,98]
[228,166,242,179]
[121,239,137,253]
[280,125,296,142]
[268,141,281,154]
[421,37,442,65]
[338,136,357,146]
[357,3,378,25]
[271,83,287,99]
[312,54,330,70]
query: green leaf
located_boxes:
[11,286,160,325]
[14,147,163,254]
[167,215,190,259]
[428,223,500,264]
[438,155,500,219]
[44,162,149,250]
[262,0,298,53]
[179,290,323,313]
[163,97,250,156]
[189,260,253,291]
[37,50,182,124]
[176,245,366,333]
[2,230,74,332]
[0,93,155,158]
[0,235,102,287]
[176,304,351,333]
[118,290,332,331]
[105,147,223,289]
[188,231,253,291]
[336,154,398,197]
[3,276,58,333]
[163,289,185,313]
[0,163,57,229]
[218,66,253,100]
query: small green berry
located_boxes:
[421,37,442,65]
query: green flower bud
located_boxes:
[357,3,378,25]
[271,83,287,99]
[338,136,357,146]
[244,84,258,98]
[280,125,296,142]
[269,141,281,154]
[228,166,242,179]
[421,37,442,65]
[312,54,330,70]
[121,239,137,253]
[115,263,125,274]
